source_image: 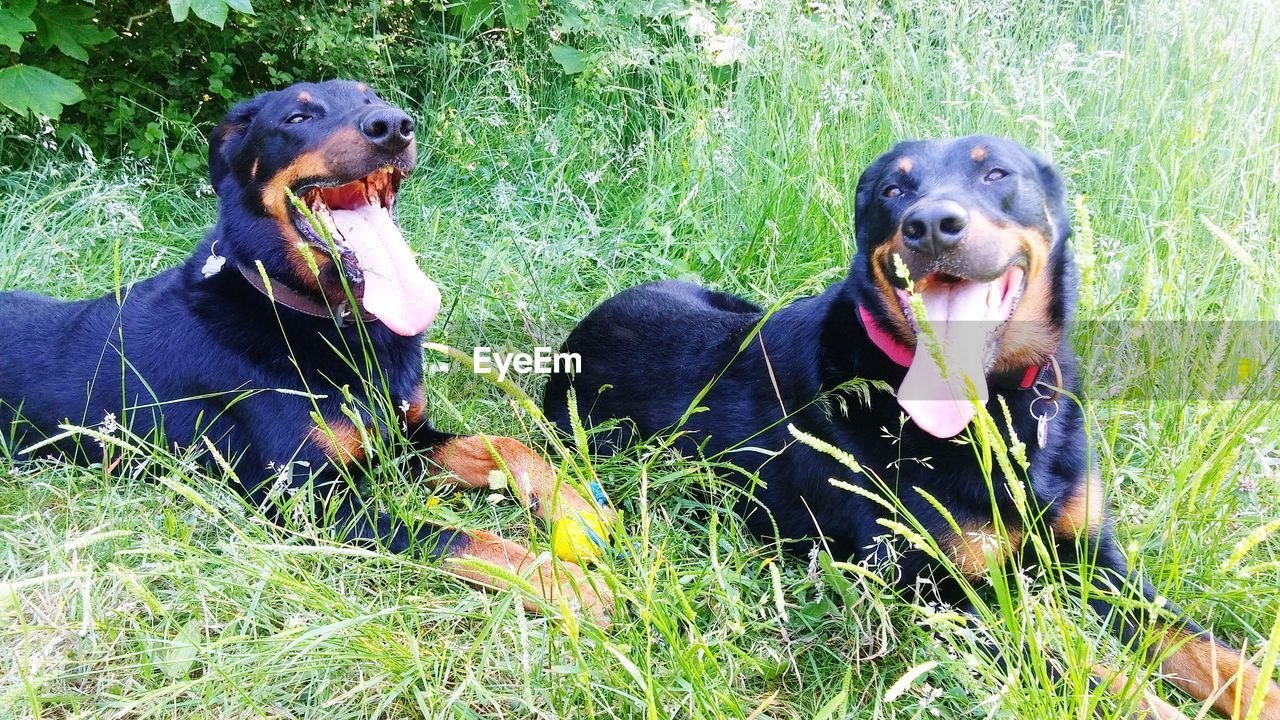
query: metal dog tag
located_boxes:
[201,254,225,278]
[1030,390,1058,449]
[201,240,226,278]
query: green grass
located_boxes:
[3,0,1280,717]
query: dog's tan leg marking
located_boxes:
[1155,628,1280,719]
[311,420,365,464]
[939,522,1022,578]
[445,529,612,625]
[1091,664,1190,720]
[1054,470,1105,538]
[401,385,426,426]
[430,435,613,526]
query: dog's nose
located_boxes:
[901,200,969,257]
[360,107,414,152]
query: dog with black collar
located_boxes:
[0,81,613,624]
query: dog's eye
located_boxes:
[983,168,1009,182]
[285,113,311,124]
[883,185,902,198]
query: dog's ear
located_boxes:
[209,95,267,194]
[1032,152,1071,243]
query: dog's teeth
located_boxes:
[319,211,341,239]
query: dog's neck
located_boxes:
[854,298,1059,387]
[819,280,1063,399]
[856,304,915,367]
[185,231,360,332]
[192,207,374,326]
[234,262,374,326]
[183,232,423,395]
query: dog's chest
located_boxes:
[785,416,1033,560]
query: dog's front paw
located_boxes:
[528,557,614,627]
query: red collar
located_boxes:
[857,305,915,367]
[855,305,1057,392]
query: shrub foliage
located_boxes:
[0,0,706,171]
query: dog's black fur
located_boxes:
[2,83,430,518]
[0,81,611,621]
[545,136,1279,716]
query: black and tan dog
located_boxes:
[0,81,611,622]
[545,136,1278,716]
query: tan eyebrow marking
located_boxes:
[971,145,988,162]
[297,91,311,103]
[896,157,913,173]
[357,83,368,93]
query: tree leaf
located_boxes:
[168,0,191,23]
[555,3,585,33]
[5,0,37,16]
[33,5,114,63]
[0,64,84,118]
[160,619,201,679]
[550,45,586,75]
[501,0,536,31]
[451,0,496,35]
[170,0,247,27]
[0,1,37,52]
[189,0,230,28]
[638,0,684,18]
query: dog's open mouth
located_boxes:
[892,263,1027,438]
[287,167,441,337]
[894,265,1026,337]
[293,166,404,245]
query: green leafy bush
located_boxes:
[1,0,725,173]
[0,0,244,119]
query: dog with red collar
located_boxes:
[545,136,1279,717]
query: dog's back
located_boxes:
[0,270,189,452]
[0,289,78,352]
[543,279,770,447]
[0,290,86,446]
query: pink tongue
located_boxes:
[898,279,1004,438]
[330,205,441,337]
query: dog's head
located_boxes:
[207,80,439,336]
[851,136,1073,437]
